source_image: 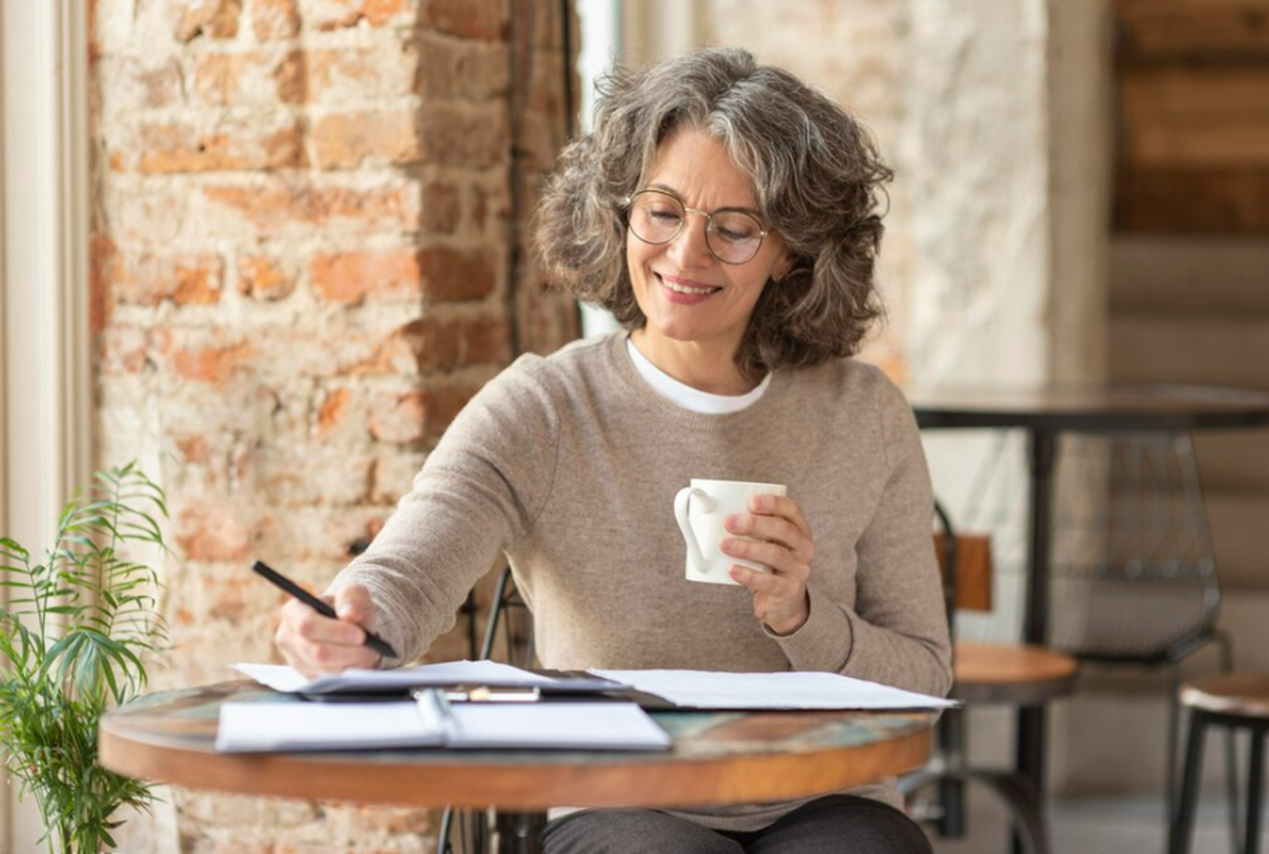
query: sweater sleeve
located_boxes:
[330,356,561,665]
[771,375,953,697]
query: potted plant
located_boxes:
[0,462,170,853]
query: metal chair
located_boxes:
[901,501,1077,854]
[953,431,1240,841]
[438,567,536,854]
[1042,432,1239,839]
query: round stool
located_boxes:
[1169,672,1269,854]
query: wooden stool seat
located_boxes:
[952,642,1079,705]
[1180,672,1269,719]
[1170,670,1269,854]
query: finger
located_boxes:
[728,564,798,596]
[303,637,380,673]
[724,513,811,560]
[749,494,813,539]
[720,537,809,581]
[292,601,366,647]
[332,583,374,624]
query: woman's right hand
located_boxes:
[275,582,383,678]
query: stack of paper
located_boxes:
[215,694,671,753]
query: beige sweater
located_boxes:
[337,330,952,830]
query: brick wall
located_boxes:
[90,0,578,849]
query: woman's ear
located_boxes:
[771,249,795,283]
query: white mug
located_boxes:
[674,479,788,585]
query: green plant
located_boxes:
[0,462,170,853]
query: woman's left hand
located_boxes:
[721,493,815,635]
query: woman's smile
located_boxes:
[657,272,722,303]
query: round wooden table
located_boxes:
[100,681,935,851]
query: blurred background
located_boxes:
[2,0,1267,851]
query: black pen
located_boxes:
[252,560,398,659]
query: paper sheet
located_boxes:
[233,660,575,694]
[215,697,671,753]
[589,668,957,710]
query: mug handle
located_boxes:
[674,486,715,575]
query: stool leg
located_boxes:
[1171,710,1207,854]
[1166,666,1181,826]
[1246,730,1264,854]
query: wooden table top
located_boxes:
[98,681,935,810]
[908,383,1269,432]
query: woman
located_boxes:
[277,47,950,853]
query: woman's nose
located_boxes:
[666,217,714,268]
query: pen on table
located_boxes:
[252,560,398,659]
[413,688,459,739]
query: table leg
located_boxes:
[1014,430,1058,854]
[495,811,548,854]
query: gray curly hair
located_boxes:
[535,47,893,379]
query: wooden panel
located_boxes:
[1115,168,1269,233]
[1122,68,1269,168]
[933,533,993,612]
[1117,0,1269,62]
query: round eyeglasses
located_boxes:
[623,189,769,266]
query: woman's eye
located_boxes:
[648,208,682,223]
[716,226,755,243]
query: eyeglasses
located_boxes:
[623,189,769,266]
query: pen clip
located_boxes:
[412,688,458,740]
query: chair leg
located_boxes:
[1167,664,1182,828]
[936,708,967,837]
[1246,730,1264,854]
[1217,632,1244,852]
[960,769,1050,854]
[438,806,455,854]
[1170,710,1208,854]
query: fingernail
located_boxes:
[751,496,766,511]
[337,603,354,618]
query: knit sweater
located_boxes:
[336,330,952,831]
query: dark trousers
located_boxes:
[541,795,933,854]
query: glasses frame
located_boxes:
[622,188,770,266]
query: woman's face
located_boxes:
[626,128,791,360]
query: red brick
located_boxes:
[90,235,117,333]
[175,434,213,463]
[428,382,481,436]
[419,246,496,301]
[305,44,419,104]
[99,325,151,375]
[422,182,461,234]
[420,106,505,168]
[415,36,509,100]
[311,110,421,170]
[424,0,510,40]
[124,118,303,174]
[193,49,303,106]
[316,387,352,434]
[369,390,429,443]
[376,315,510,373]
[201,182,420,236]
[176,501,252,561]
[370,452,425,504]
[251,0,300,40]
[156,331,255,383]
[311,249,422,305]
[236,254,296,299]
[174,0,242,41]
[113,252,224,306]
[306,0,415,30]
[99,56,185,111]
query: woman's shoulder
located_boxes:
[801,356,909,408]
